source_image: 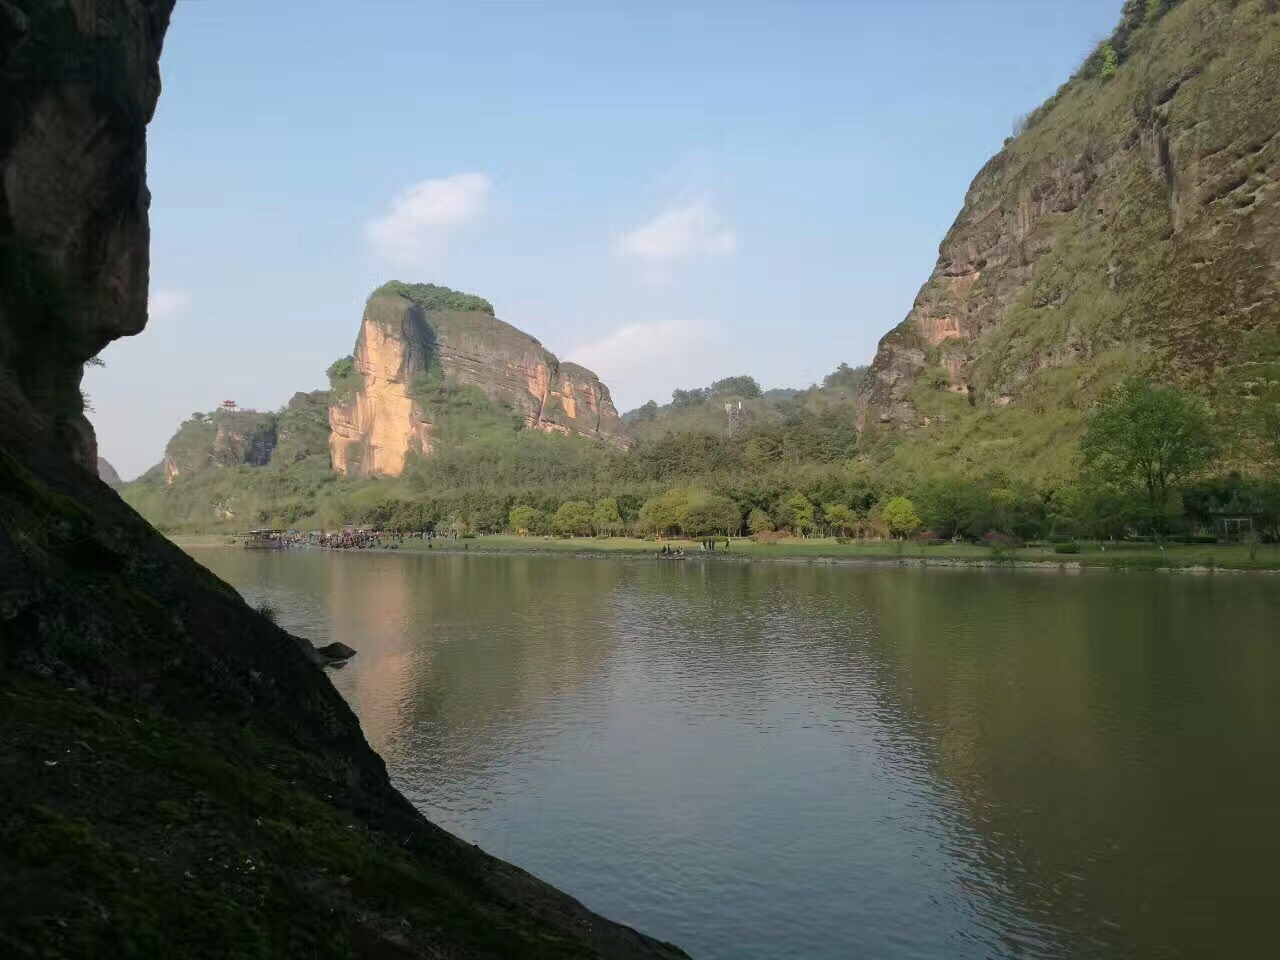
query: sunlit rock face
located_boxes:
[330,290,627,478]
[0,0,175,468]
[856,0,1280,437]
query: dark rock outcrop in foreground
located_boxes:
[0,3,685,957]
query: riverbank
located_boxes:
[168,533,1280,572]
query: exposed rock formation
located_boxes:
[163,409,278,484]
[0,5,685,958]
[0,0,170,467]
[857,0,1280,456]
[330,285,626,478]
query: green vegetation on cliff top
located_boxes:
[371,280,495,316]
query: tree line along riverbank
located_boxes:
[172,533,1280,573]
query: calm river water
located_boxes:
[194,549,1280,960]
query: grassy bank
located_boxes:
[179,532,1280,572]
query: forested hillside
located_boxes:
[123,0,1280,545]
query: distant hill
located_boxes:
[624,366,865,445]
[97,457,123,488]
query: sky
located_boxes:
[87,0,1124,478]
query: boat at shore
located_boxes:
[243,529,284,550]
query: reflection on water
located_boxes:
[195,550,1280,960]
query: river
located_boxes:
[193,548,1280,959]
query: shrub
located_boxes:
[1053,542,1081,555]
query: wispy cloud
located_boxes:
[613,197,737,271]
[569,320,722,409]
[148,288,191,322]
[364,172,491,267]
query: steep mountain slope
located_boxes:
[856,0,1280,479]
[0,4,685,957]
[97,457,123,488]
[330,283,626,478]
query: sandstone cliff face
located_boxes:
[0,0,172,468]
[330,289,626,478]
[857,0,1280,449]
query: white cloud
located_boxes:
[569,320,724,409]
[148,288,191,323]
[364,172,491,267]
[613,198,737,268]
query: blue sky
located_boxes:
[88,0,1123,477]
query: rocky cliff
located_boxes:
[0,5,684,958]
[0,0,169,466]
[159,392,333,484]
[856,0,1280,473]
[330,282,626,478]
[163,409,278,483]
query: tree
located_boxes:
[592,497,621,535]
[553,500,594,536]
[1254,386,1280,467]
[747,508,774,535]
[823,503,856,536]
[915,475,974,540]
[784,493,814,536]
[1079,379,1214,532]
[883,496,921,539]
[1100,41,1118,78]
[508,504,538,534]
[637,489,689,536]
[683,495,741,536]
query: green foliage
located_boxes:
[371,280,494,316]
[552,500,594,536]
[638,489,691,536]
[1100,42,1119,78]
[709,375,762,399]
[508,504,538,533]
[747,507,774,534]
[782,493,815,535]
[326,355,363,401]
[1080,379,1215,530]
[682,494,742,536]
[883,496,921,538]
[592,497,621,534]
[409,365,523,445]
[822,502,857,536]
[822,363,866,393]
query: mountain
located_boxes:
[624,367,865,447]
[329,282,626,478]
[97,456,123,488]
[160,391,331,486]
[857,0,1280,479]
[0,3,684,957]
